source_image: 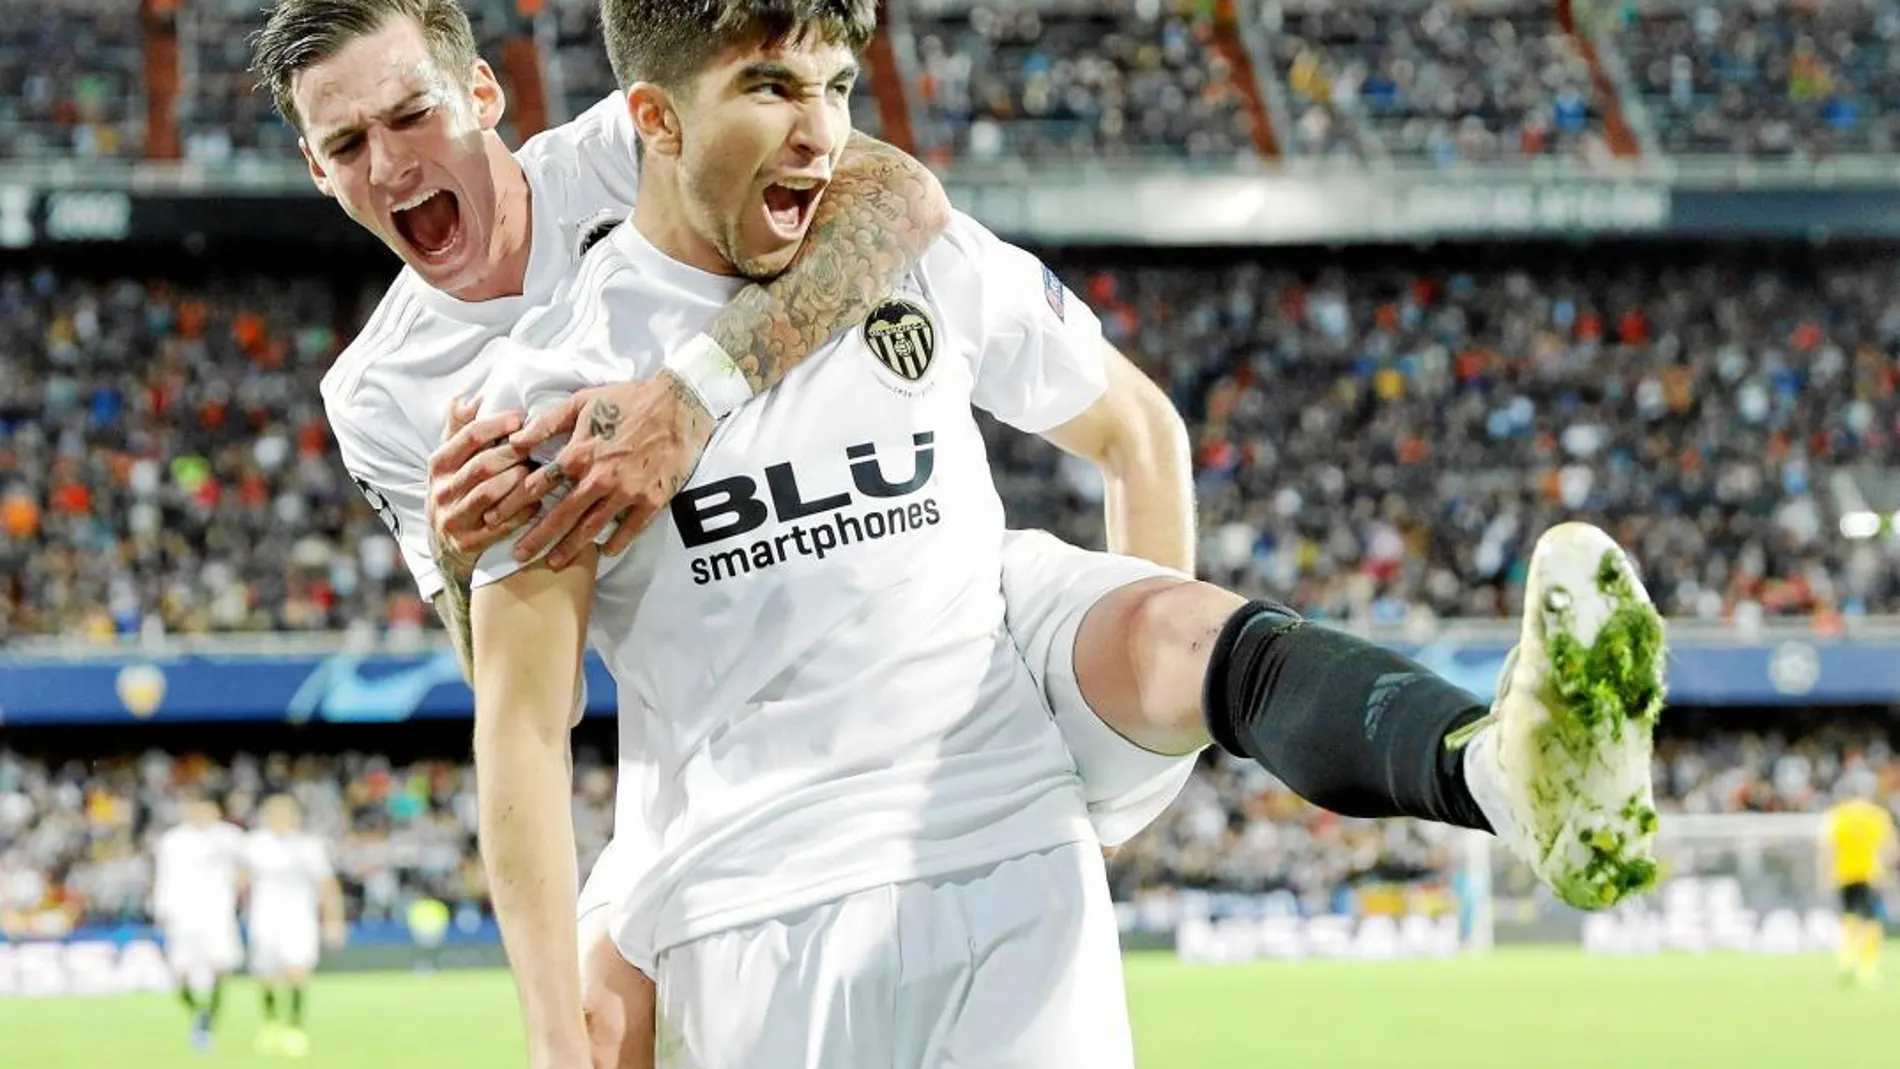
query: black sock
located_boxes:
[262,986,278,1022]
[1202,601,1492,832]
[289,985,305,1028]
[179,985,200,1014]
[205,976,224,1025]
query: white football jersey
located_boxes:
[470,212,1108,960]
[244,830,333,927]
[322,93,641,600]
[153,821,246,925]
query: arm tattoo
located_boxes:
[706,133,952,395]
[586,400,623,441]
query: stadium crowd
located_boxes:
[18,0,1900,169]
[2,725,1893,933]
[1264,0,1610,166]
[0,746,619,936]
[1617,0,1900,160]
[9,247,1900,639]
[0,0,143,161]
[907,0,1258,163]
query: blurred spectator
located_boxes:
[1264,0,1612,166]
[0,0,143,161]
[993,249,1900,627]
[0,266,410,639]
[178,0,295,164]
[1620,0,1900,159]
[12,244,1900,636]
[910,0,1257,164]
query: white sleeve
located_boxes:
[580,92,642,206]
[465,331,627,590]
[150,835,176,918]
[327,387,443,601]
[224,825,250,866]
[309,841,336,882]
[936,213,1107,434]
[534,92,641,211]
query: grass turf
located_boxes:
[3,948,1893,1069]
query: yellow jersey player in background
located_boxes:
[1819,788,1897,987]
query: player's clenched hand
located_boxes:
[427,396,540,582]
[504,373,715,570]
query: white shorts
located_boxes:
[579,837,632,928]
[581,836,655,975]
[164,915,243,979]
[653,841,1132,1069]
[247,917,320,977]
[1002,528,1202,846]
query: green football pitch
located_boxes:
[5,948,1893,1069]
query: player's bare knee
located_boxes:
[1130,580,1242,748]
[1078,578,1236,753]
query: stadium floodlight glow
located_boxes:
[1839,511,1881,539]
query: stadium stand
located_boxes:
[983,247,1900,626]
[0,269,393,641]
[0,0,145,161]
[1616,0,1900,159]
[905,0,1258,163]
[177,0,291,163]
[6,243,1900,639]
[1262,0,1610,165]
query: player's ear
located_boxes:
[627,82,683,159]
[299,139,336,199]
[469,58,506,132]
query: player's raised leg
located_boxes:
[1012,330,1663,907]
[1028,521,1666,909]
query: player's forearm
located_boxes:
[705,133,950,394]
[1098,394,1195,573]
[476,717,586,1062]
[320,879,347,927]
[472,562,595,1067]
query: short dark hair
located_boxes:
[601,0,877,90]
[251,0,479,132]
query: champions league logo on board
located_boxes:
[862,298,937,396]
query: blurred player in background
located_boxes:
[153,792,247,1053]
[245,794,348,1058]
[1819,786,1896,986]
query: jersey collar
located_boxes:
[612,219,748,304]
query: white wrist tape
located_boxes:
[664,333,753,421]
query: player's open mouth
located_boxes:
[391,188,464,264]
[760,180,822,241]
